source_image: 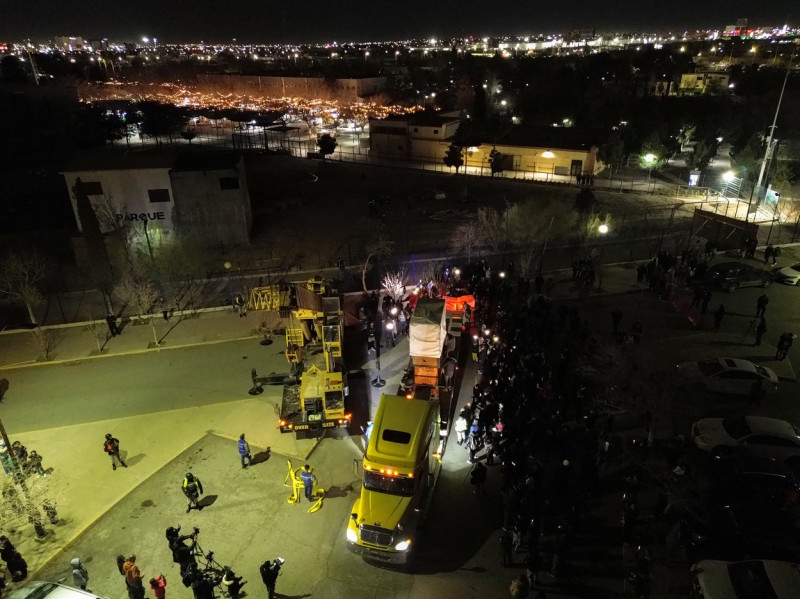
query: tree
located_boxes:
[180,129,197,144]
[449,220,486,262]
[488,148,505,177]
[443,143,465,173]
[115,274,160,347]
[685,138,719,172]
[29,328,60,361]
[136,101,186,146]
[362,235,394,292]
[597,131,625,174]
[317,133,337,159]
[298,108,316,138]
[381,268,408,302]
[0,252,49,325]
[476,206,506,252]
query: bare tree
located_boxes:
[507,200,576,276]
[83,313,107,354]
[381,268,408,302]
[362,235,394,292]
[0,252,50,325]
[476,207,506,252]
[449,220,486,262]
[115,274,160,347]
[28,328,60,361]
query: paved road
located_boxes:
[1,338,282,433]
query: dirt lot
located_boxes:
[243,155,684,269]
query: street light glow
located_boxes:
[723,171,735,182]
[644,153,656,164]
[598,224,609,234]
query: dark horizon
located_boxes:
[1,0,798,45]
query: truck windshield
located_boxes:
[364,470,416,497]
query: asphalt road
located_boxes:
[1,338,282,433]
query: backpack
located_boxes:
[105,440,115,453]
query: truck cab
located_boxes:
[346,394,441,563]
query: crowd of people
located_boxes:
[444,262,618,598]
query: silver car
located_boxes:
[677,358,778,395]
[691,559,800,599]
[693,416,800,461]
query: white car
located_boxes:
[693,416,800,461]
[677,358,779,395]
[776,264,800,286]
[691,559,800,599]
[7,582,106,599]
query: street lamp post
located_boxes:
[223,261,234,308]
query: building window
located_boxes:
[219,177,240,190]
[413,128,418,133]
[148,188,171,203]
[398,146,404,151]
[81,181,103,195]
[433,129,439,134]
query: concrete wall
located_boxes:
[196,74,388,101]
[169,159,252,245]
[64,168,174,234]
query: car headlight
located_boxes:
[346,528,358,543]
[394,540,411,551]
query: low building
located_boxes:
[678,72,730,96]
[369,111,603,178]
[60,150,252,246]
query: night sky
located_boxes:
[1,0,798,44]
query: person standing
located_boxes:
[764,245,774,265]
[755,316,767,347]
[71,557,89,590]
[470,462,487,495]
[777,333,795,360]
[149,574,167,599]
[611,309,622,335]
[221,570,244,599]
[499,529,514,567]
[712,304,725,332]
[773,246,782,265]
[756,294,769,318]
[700,289,712,315]
[259,558,283,599]
[237,434,251,469]
[106,313,120,337]
[182,473,204,512]
[104,434,127,470]
[0,536,27,582]
[465,430,480,464]
[454,413,468,445]
[441,356,457,390]
[123,555,145,599]
[299,464,316,502]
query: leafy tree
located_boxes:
[488,148,505,177]
[0,252,49,325]
[317,133,337,159]
[443,143,464,173]
[685,138,720,172]
[730,133,765,180]
[638,132,668,170]
[598,131,625,174]
[135,101,187,146]
[180,129,197,144]
[362,235,394,292]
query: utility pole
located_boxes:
[0,417,46,538]
[750,52,794,219]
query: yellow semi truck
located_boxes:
[346,393,441,564]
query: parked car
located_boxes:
[7,582,106,599]
[704,261,773,292]
[690,559,800,599]
[775,264,800,286]
[699,455,800,510]
[693,416,800,461]
[677,358,778,395]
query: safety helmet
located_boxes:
[105,433,112,439]
[185,472,194,481]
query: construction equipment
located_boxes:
[283,460,325,513]
[249,281,351,435]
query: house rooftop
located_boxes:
[61,149,243,173]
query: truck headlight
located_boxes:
[394,540,411,551]
[346,528,358,543]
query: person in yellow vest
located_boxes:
[182,473,204,513]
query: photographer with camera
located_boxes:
[166,526,199,576]
[259,558,284,599]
